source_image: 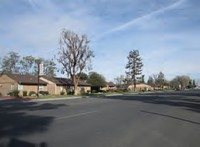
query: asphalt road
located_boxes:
[0,90,200,147]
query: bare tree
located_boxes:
[114,75,125,86]
[57,29,94,95]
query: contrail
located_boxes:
[28,0,39,11]
[101,0,186,36]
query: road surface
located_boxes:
[0,90,200,147]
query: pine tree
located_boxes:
[126,50,143,91]
[147,76,155,87]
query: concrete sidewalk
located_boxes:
[31,96,83,102]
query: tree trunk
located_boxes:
[72,75,78,95]
[74,82,78,95]
[134,78,136,92]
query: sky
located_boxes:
[0,0,200,82]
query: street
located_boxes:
[0,90,200,147]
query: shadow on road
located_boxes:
[5,138,48,147]
[0,99,66,146]
[141,110,200,125]
[101,90,200,113]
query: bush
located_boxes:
[39,91,49,95]
[67,91,74,95]
[60,91,65,95]
[7,92,12,96]
[29,91,37,96]
[99,89,106,93]
[8,90,20,97]
[23,91,28,96]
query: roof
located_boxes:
[6,74,47,85]
[41,76,71,85]
[107,82,116,87]
[41,76,91,86]
[78,80,91,86]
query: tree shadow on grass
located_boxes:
[0,99,66,146]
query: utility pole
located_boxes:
[35,58,40,98]
[37,62,40,98]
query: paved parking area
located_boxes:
[0,90,200,147]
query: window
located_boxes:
[39,86,44,91]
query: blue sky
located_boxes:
[0,0,200,82]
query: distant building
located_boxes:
[128,83,153,91]
[101,82,117,92]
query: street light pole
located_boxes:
[35,58,40,98]
[37,62,40,98]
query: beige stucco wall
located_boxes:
[47,84,56,95]
[0,75,18,96]
[20,85,47,96]
[102,85,117,91]
[0,75,48,96]
[128,84,153,91]
[76,86,91,94]
[41,77,92,95]
[55,85,67,95]
[40,77,57,95]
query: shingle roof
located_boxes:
[42,76,91,86]
[107,82,116,87]
[77,80,91,86]
[6,74,47,85]
[41,76,71,85]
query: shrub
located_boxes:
[91,90,96,93]
[29,91,37,96]
[39,91,49,95]
[9,90,19,97]
[60,91,65,95]
[67,91,74,95]
[23,91,28,96]
[8,90,19,97]
[7,92,12,96]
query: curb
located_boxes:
[31,96,83,102]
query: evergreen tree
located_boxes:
[154,72,165,89]
[125,50,143,91]
[0,51,20,74]
[87,72,106,92]
[147,76,155,87]
[193,80,196,88]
